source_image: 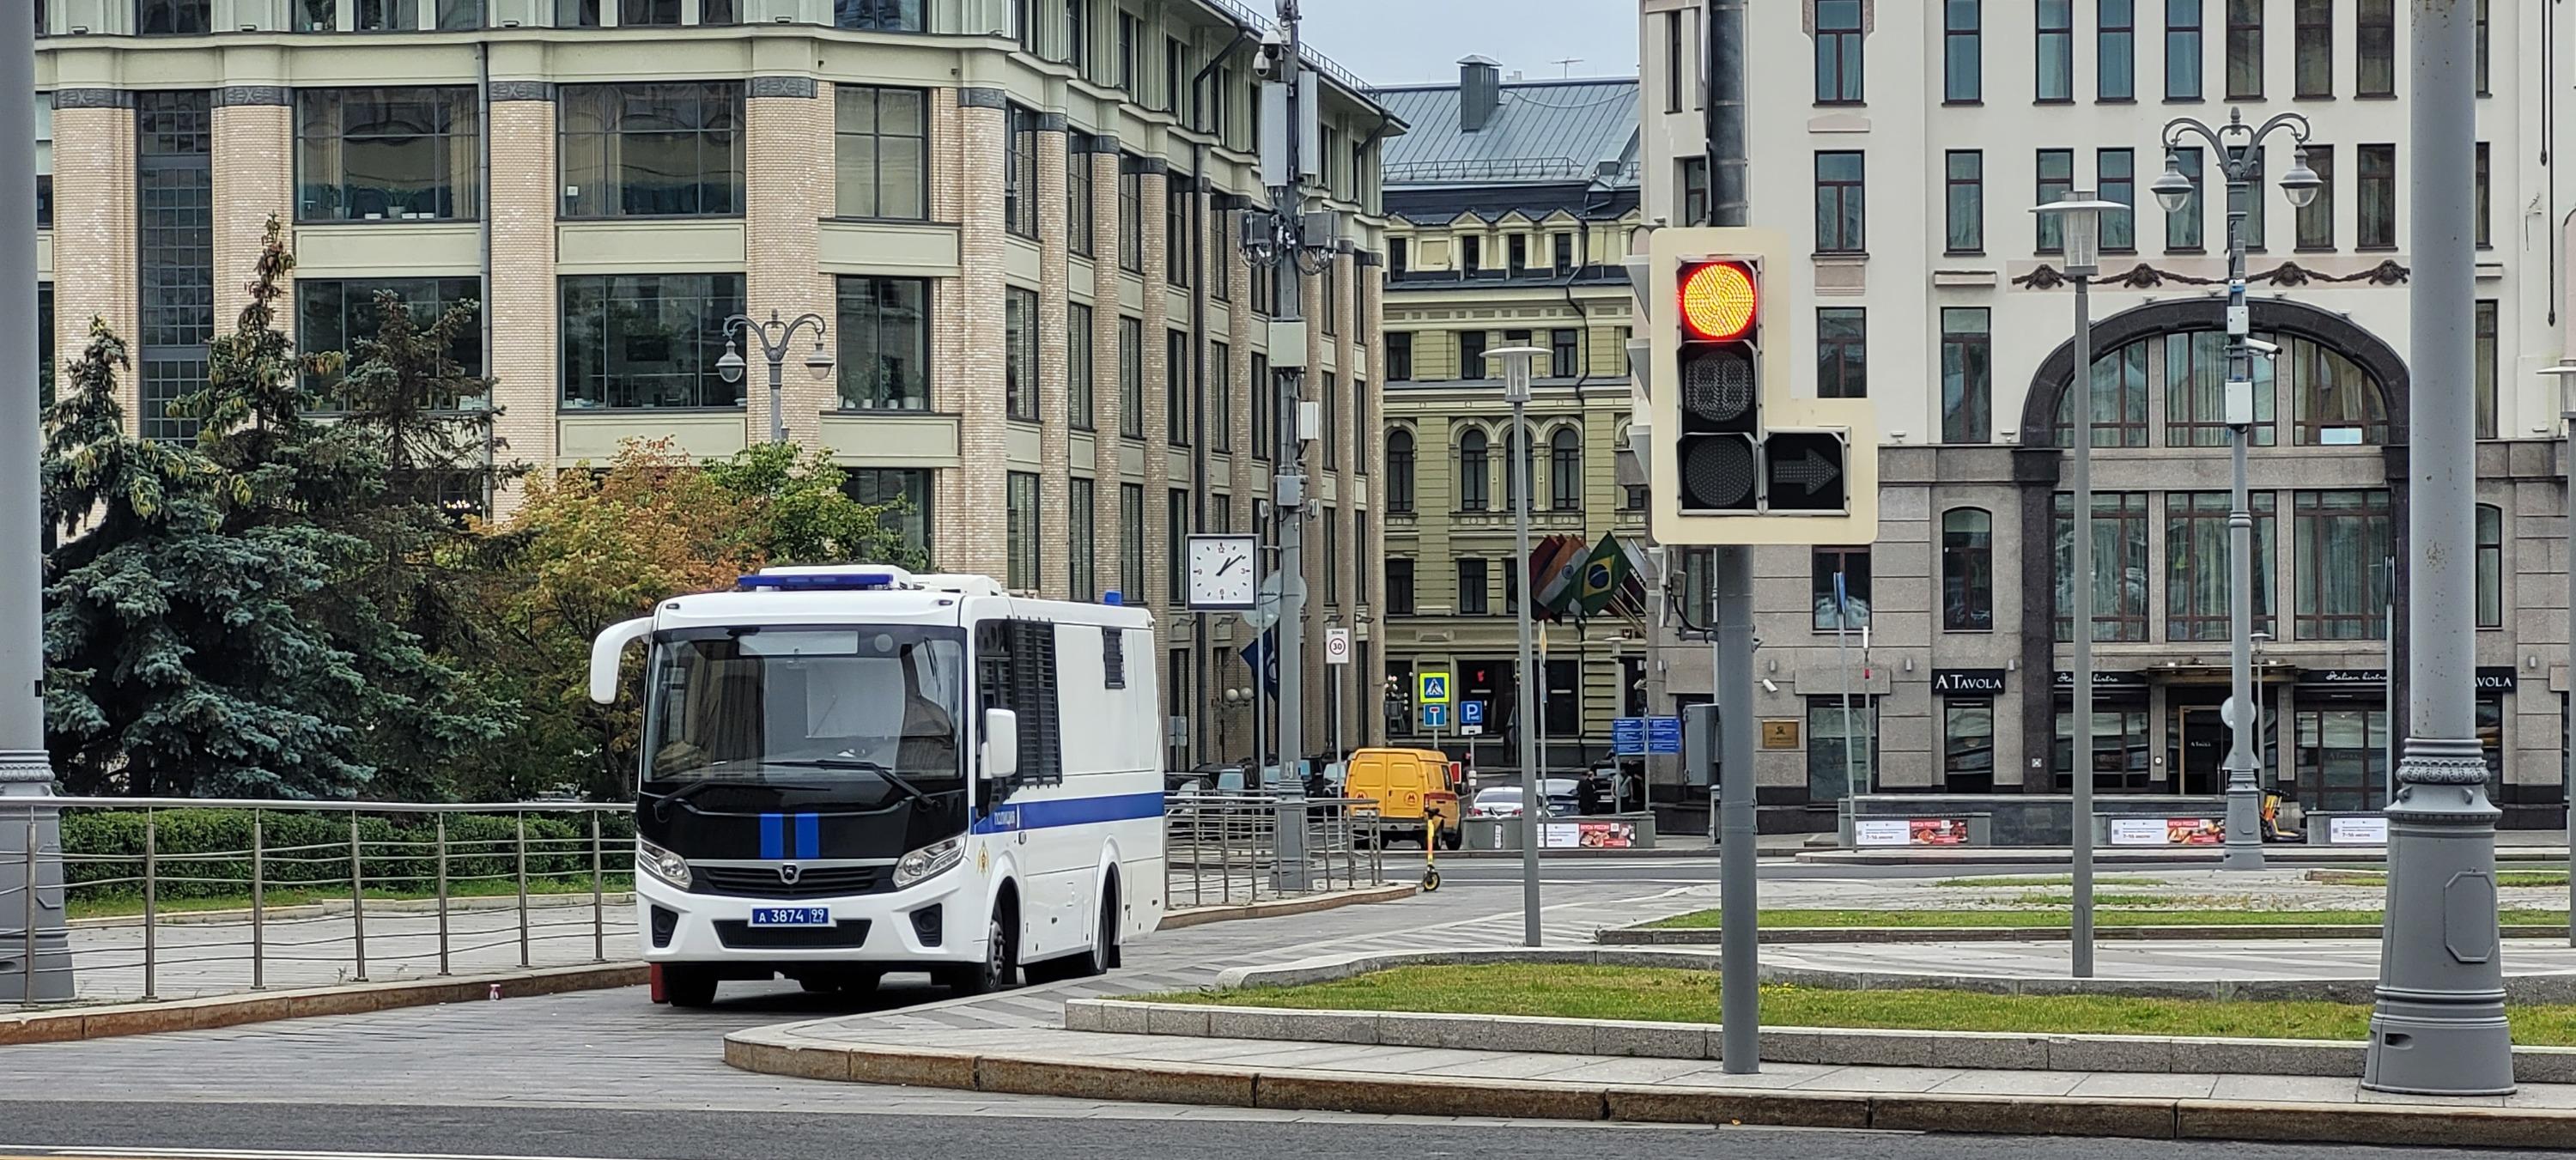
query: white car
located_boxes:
[1468,782,1583,819]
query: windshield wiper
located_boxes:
[762,758,939,807]
[647,777,726,822]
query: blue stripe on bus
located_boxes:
[971,791,1167,835]
[795,812,820,859]
[759,813,785,859]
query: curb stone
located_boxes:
[718,1029,2576,1147]
[0,963,644,1045]
[1157,884,1417,931]
[1597,924,2573,945]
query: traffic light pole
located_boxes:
[1266,1,1307,794]
[2363,0,2512,1096]
[1715,543,1759,1072]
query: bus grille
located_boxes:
[693,865,885,899]
[713,920,874,950]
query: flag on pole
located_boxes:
[1530,534,1587,619]
[1572,531,1636,617]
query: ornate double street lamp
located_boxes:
[719,311,835,446]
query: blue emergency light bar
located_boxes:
[737,571,907,592]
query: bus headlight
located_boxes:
[637,837,691,890]
[894,837,963,889]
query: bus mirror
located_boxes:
[588,616,654,705]
[983,708,1021,780]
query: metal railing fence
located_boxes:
[1163,793,1387,910]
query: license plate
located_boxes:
[748,907,830,927]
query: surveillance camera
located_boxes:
[1760,678,1779,694]
[2245,337,2282,359]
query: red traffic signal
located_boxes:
[1677,261,1758,343]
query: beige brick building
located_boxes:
[35,0,1395,768]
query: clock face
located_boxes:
[1186,535,1259,610]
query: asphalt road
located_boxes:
[3,1102,2570,1160]
[1428,856,2050,884]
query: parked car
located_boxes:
[1468,780,1582,820]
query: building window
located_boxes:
[1169,489,1192,604]
[558,273,744,409]
[1812,546,1870,631]
[1321,262,1340,336]
[2241,153,2268,250]
[36,282,52,409]
[1117,158,1144,272]
[1318,372,1337,468]
[1461,330,1487,379]
[2166,490,2275,640]
[2036,149,2073,252]
[1506,234,1528,275]
[1502,424,1534,512]
[295,88,479,222]
[2476,503,2504,629]
[137,0,209,33]
[2057,337,2150,447]
[1006,471,1040,592]
[1388,428,1415,513]
[1067,301,1095,429]
[2476,0,2489,94]
[2288,337,2388,446]
[833,86,927,221]
[1550,329,1579,378]
[1116,9,1142,89]
[295,277,483,408]
[1461,235,1484,276]
[615,0,678,25]
[556,0,598,26]
[1458,428,1490,512]
[1945,0,1982,101]
[2475,299,2498,440]
[1321,507,1339,605]
[2293,489,2393,640]
[1945,150,1983,252]
[2476,142,2490,249]
[2037,0,2074,101]
[1068,476,1097,601]
[1814,151,1865,253]
[1066,136,1096,256]
[1117,315,1143,438]
[137,90,212,444]
[1005,287,1038,422]
[558,82,743,219]
[2165,146,2203,250]
[848,468,933,563]
[1456,558,1488,616]
[1388,557,1415,616]
[33,93,49,230]
[2293,0,2331,98]
[1004,105,1038,239]
[1250,353,1271,459]
[2358,0,2396,96]
[1943,700,1996,793]
[1940,307,1990,443]
[1549,427,1582,512]
[1066,0,1091,71]
[2054,491,2150,641]
[1817,307,1866,398]
[1166,328,1191,446]
[1678,156,1710,228]
[1387,331,1413,381]
[2166,330,2277,446]
[2099,149,2136,251]
[140,359,206,444]
[1941,507,1994,631]
[1388,238,1410,276]
[1553,234,1575,271]
[2055,703,2150,793]
[2293,708,2390,813]
[1814,0,1863,104]
[2225,0,2262,98]
[2166,0,2203,98]
[1212,343,1231,453]
[1808,697,1876,804]
[2357,144,2396,249]
[2295,145,2335,249]
[2099,0,2136,100]
[1664,9,1687,112]
[1119,483,1144,598]
[1165,172,1190,285]
[835,275,929,411]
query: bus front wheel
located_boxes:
[663,964,719,1009]
[940,906,1018,996]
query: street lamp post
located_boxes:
[1488,344,1545,947]
[2032,191,2122,979]
[718,311,835,446]
[2152,110,2319,875]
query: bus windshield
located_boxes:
[641,626,968,796]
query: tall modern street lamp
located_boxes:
[719,311,835,446]
[2539,360,2576,948]
[2032,190,2122,979]
[1488,343,1546,947]
[2151,109,2319,874]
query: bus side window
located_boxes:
[1102,627,1126,689]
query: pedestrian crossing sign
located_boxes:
[1419,671,1452,705]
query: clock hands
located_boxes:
[1216,556,1244,576]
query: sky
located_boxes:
[1288,0,1641,88]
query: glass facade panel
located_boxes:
[835,275,929,410]
[833,86,927,220]
[558,273,745,409]
[296,87,480,222]
[558,82,744,218]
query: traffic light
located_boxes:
[1637,228,1878,546]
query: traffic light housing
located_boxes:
[1640,228,1878,546]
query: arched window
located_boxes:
[1500,425,1536,511]
[2477,504,2503,629]
[1549,427,1583,511]
[1458,428,1489,512]
[1386,428,1415,514]
[2289,337,2389,446]
[1941,507,1993,631]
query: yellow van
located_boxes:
[1341,747,1463,850]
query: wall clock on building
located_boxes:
[1185,534,1260,610]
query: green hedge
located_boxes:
[61,808,638,902]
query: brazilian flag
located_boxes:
[1571,531,1634,617]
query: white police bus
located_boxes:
[588,566,1165,1007]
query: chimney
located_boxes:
[1459,55,1501,133]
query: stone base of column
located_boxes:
[2221,776,2264,870]
[0,750,75,1003]
[2364,741,2512,1095]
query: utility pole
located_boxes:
[1253,0,1313,785]
[0,0,70,1003]
[2361,0,2512,1096]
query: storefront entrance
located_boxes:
[2175,705,2228,795]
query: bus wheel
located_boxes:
[1080,882,1121,975]
[663,964,719,1009]
[941,907,1018,995]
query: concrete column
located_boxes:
[744,76,832,448]
[947,91,1009,581]
[209,91,292,328]
[485,86,559,515]
[1139,160,1170,610]
[1087,148,1122,601]
[49,95,138,422]
[1035,121,1071,600]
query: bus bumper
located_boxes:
[635,865,980,968]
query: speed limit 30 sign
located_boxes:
[1324,627,1352,665]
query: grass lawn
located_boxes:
[1153,963,2576,1046]
[2311,869,2570,890]
[66,875,634,920]
[1935,874,2166,888]
[2008,891,2253,908]
[1644,907,2567,930]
